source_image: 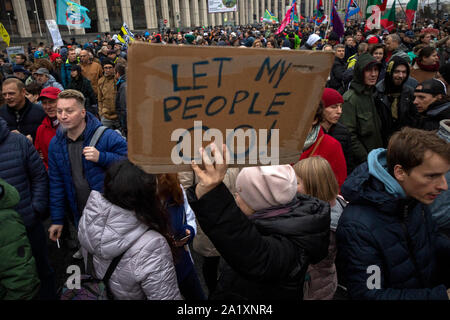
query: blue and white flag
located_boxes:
[345,0,361,22]
[56,0,91,28]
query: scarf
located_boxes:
[387,92,401,120]
[417,60,440,72]
[368,148,406,198]
[303,124,320,151]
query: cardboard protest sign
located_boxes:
[127,42,333,173]
[6,46,25,64]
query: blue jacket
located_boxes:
[60,58,79,88]
[165,188,197,283]
[336,150,450,300]
[0,117,48,227]
[48,112,128,226]
[429,120,450,231]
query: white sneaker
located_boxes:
[72,249,83,259]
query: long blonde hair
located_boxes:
[293,156,339,202]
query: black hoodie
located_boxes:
[375,56,418,146]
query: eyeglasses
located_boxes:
[104,66,113,69]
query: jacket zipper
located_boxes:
[401,204,425,287]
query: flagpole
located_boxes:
[397,0,409,26]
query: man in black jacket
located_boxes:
[0,78,45,142]
[414,78,450,131]
[115,62,127,137]
[328,44,347,94]
[375,56,418,147]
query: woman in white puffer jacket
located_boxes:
[78,160,182,300]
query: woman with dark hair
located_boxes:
[369,43,387,82]
[157,173,205,300]
[299,103,347,188]
[411,46,440,83]
[77,159,182,300]
[67,64,98,116]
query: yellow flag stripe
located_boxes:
[0,23,10,46]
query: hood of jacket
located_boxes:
[426,101,450,117]
[438,119,450,142]
[0,117,10,144]
[78,191,149,259]
[384,56,411,92]
[45,74,57,85]
[251,193,330,264]
[342,149,410,216]
[350,52,380,94]
[0,178,20,210]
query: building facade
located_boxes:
[0,0,368,39]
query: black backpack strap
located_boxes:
[87,252,95,276]
[102,250,127,300]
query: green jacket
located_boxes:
[340,53,384,166]
[0,178,40,300]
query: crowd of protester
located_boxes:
[0,16,449,300]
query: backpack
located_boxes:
[59,250,126,300]
[89,125,107,147]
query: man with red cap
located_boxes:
[34,87,61,169]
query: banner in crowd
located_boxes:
[263,9,279,24]
[276,1,297,34]
[366,0,387,18]
[45,20,64,51]
[56,0,91,28]
[345,0,362,22]
[380,0,396,32]
[405,0,418,29]
[117,23,135,44]
[207,0,238,13]
[313,0,327,25]
[0,23,10,47]
[6,46,25,64]
[127,43,334,173]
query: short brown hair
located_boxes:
[2,78,25,91]
[387,127,450,174]
[293,156,339,202]
[58,89,85,109]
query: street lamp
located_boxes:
[33,0,43,37]
[6,12,12,32]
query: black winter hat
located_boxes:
[328,31,340,42]
[386,56,410,78]
[416,78,447,96]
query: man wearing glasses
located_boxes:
[97,60,119,129]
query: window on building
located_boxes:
[130,0,146,30]
[0,0,18,36]
[106,0,123,32]
[24,0,46,36]
[80,0,99,33]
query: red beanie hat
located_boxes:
[50,53,61,62]
[322,88,344,108]
[367,36,379,44]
